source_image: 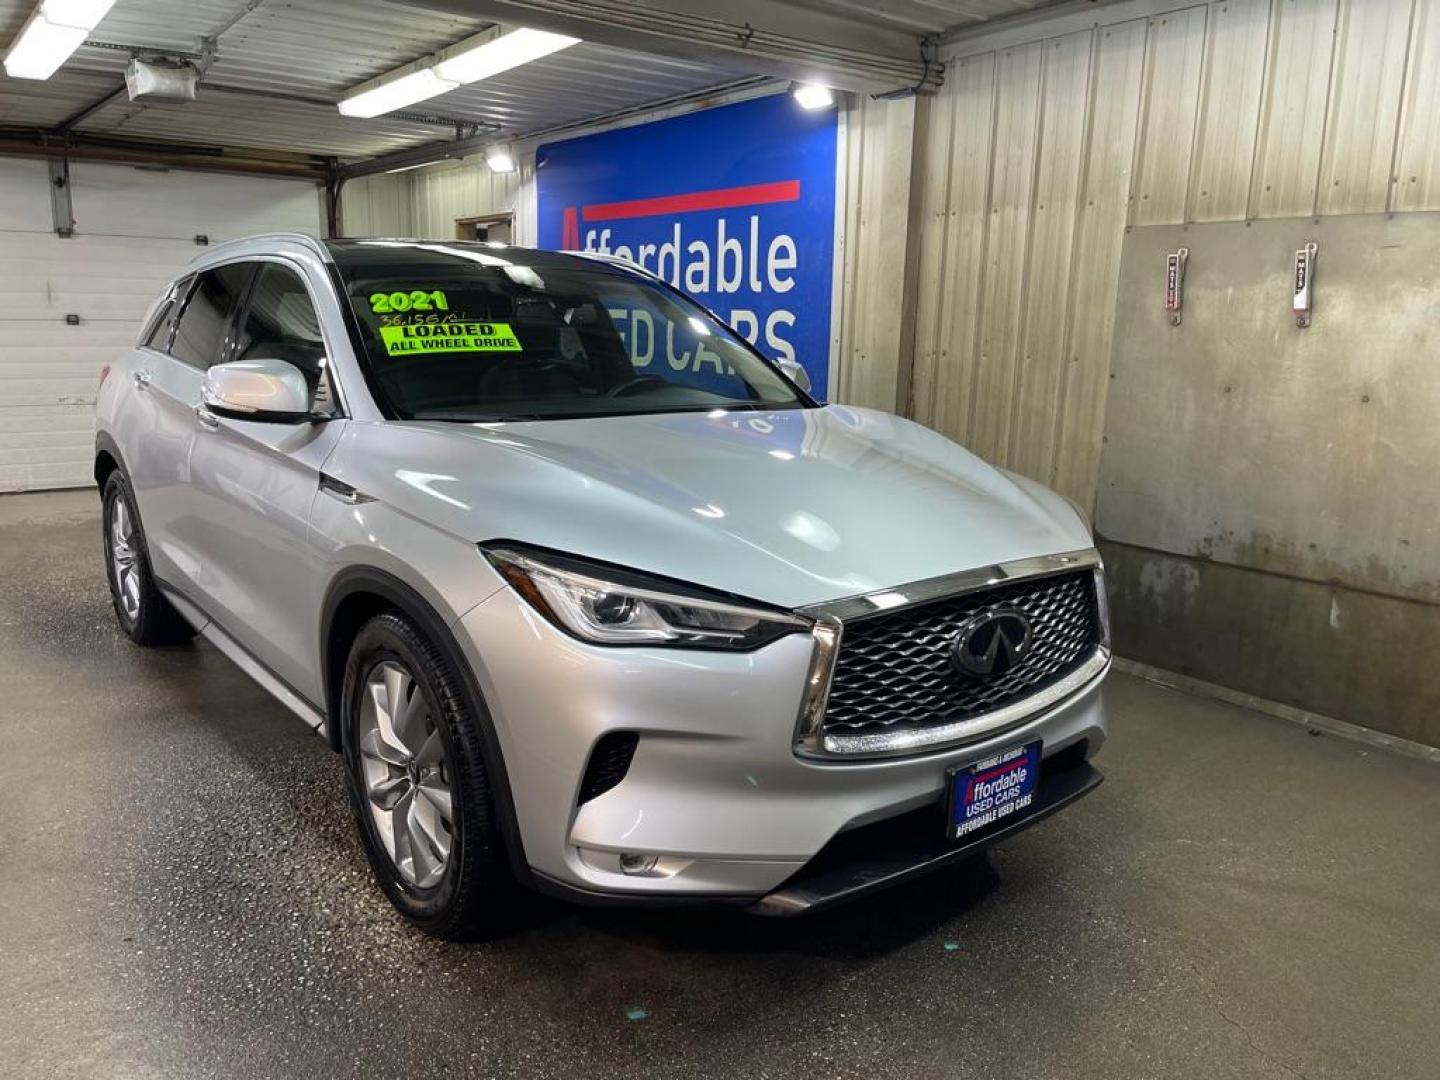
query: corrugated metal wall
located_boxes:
[834,94,924,411]
[340,174,416,237]
[911,0,1440,510]
[411,164,523,237]
[339,163,521,239]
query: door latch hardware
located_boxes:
[1293,242,1317,328]
[1165,248,1188,326]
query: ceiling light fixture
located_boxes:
[3,0,116,81]
[435,27,579,84]
[338,26,580,119]
[484,145,516,173]
[338,68,458,119]
[791,82,835,110]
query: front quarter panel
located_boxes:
[308,483,506,636]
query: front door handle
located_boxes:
[133,369,152,390]
[194,404,221,430]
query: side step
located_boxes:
[160,585,327,735]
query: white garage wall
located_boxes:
[339,173,417,237]
[0,158,323,492]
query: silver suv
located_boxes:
[95,234,1111,937]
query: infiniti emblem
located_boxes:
[950,607,1034,679]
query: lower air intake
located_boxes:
[577,732,639,805]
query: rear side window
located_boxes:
[140,277,187,349]
[170,263,253,369]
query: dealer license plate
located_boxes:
[947,741,1042,840]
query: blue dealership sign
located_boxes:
[536,93,838,393]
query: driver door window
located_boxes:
[233,263,336,415]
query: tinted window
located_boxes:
[233,263,336,414]
[170,263,253,369]
[331,243,806,423]
[140,277,187,349]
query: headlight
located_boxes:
[482,544,809,650]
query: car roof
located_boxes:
[323,238,632,275]
[181,235,655,289]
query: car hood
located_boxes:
[330,405,1091,609]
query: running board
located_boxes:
[160,586,327,736]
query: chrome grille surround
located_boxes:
[794,550,1110,760]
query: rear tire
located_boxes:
[341,612,519,939]
[101,471,196,646]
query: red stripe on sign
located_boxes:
[581,180,800,222]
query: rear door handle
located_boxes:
[194,404,221,430]
[133,369,152,390]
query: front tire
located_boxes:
[341,612,518,938]
[101,471,196,646]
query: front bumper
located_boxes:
[456,587,1110,903]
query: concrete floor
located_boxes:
[2,489,1437,1080]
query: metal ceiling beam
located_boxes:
[0,128,330,181]
[333,128,504,182]
[395,0,941,95]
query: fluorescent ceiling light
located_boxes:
[337,26,581,119]
[338,68,458,118]
[434,28,579,84]
[791,82,834,110]
[4,11,88,79]
[484,146,516,173]
[4,0,115,80]
[42,0,115,26]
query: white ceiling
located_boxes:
[0,0,1072,161]
[777,0,1079,35]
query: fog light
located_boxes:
[619,852,659,875]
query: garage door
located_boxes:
[0,158,322,492]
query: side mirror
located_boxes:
[777,358,812,394]
[202,358,314,423]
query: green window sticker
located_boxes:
[370,289,449,313]
[380,321,522,356]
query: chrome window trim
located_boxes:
[792,548,1108,761]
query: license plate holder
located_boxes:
[946,740,1042,841]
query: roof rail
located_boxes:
[564,250,664,282]
[190,232,332,264]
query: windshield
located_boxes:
[330,242,810,422]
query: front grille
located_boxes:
[821,569,1101,743]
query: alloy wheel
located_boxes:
[357,660,455,889]
[109,497,141,621]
